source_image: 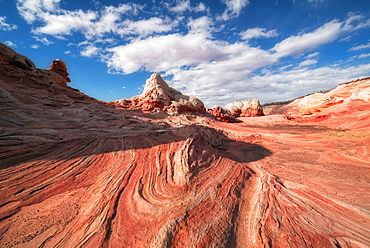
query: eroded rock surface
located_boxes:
[273,77,370,130]
[225,99,264,117]
[112,73,205,114]
[1,46,370,248]
[47,59,71,86]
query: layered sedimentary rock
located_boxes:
[207,105,239,123]
[274,77,370,130]
[47,59,71,86]
[112,73,205,114]
[1,44,370,248]
[225,99,264,117]
[0,43,71,88]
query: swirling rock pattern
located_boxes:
[1,44,370,247]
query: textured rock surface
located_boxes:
[273,77,370,130]
[1,47,370,248]
[225,99,264,117]
[112,73,205,114]
[207,105,239,123]
[47,59,71,86]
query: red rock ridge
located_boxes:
[273,77,370,130]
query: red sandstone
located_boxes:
[0,43,370,248]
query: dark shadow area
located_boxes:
[0,124,271,170]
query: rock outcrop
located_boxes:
[0,43,71,88]
[207,105,239,123]
[225,99,264,117]
[0,42,35,69]
[274,77,370,130]
[112,73,205,114]
[47,59,71,86]
[1,45,370,248]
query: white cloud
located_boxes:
[0,16,18,31]
[168,0,191,13]
[194,2,207,12]
[240,28,278,40]
[31,44,39,49]
[298,59,317,67]
[358,53,370,58]
[33,36,54,45]
[219,0,249,21]
[187,16,214,35]
[17,1,174,39]
[3,41,17,47]
[80,45,100,57]
[349,42,370,51]
[117,17,177,38]
[16,0,60,23]
[306,52,319,58]
[271,20,342,57]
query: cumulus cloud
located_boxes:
[168,0,191,13]
[271,20,343,57]
[16,0,60,23]
[240,28,278,40]
[187,16,214,35]
[219,0,249,20]
[80,45,100,57]
[0,16,18,31]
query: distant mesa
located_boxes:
[111,72,206,114]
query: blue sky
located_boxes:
[0,0,370,107]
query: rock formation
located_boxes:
[273,77,370,130]
[0,42,35,70]
[207,105,239,123]
[225,99,264,117]
[0,43,71,88]
[1,44,370,248]
[112,73,205,114]
[47,59,71,86]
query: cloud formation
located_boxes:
[0,16,18,31]
[240,28,278,40]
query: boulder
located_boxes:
[207,105,239,123]
[225,99,264,117]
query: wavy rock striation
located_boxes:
[1,43,370,247]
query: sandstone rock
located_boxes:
[1,45,370,248]
[0,42,35,69]
[0,42,17,63]
[225,99,264,117]
[113,73,205,114]
[207,105,239,123]
[47,59,71,86]
[274,77,370,130]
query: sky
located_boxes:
[0,0,370,107]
